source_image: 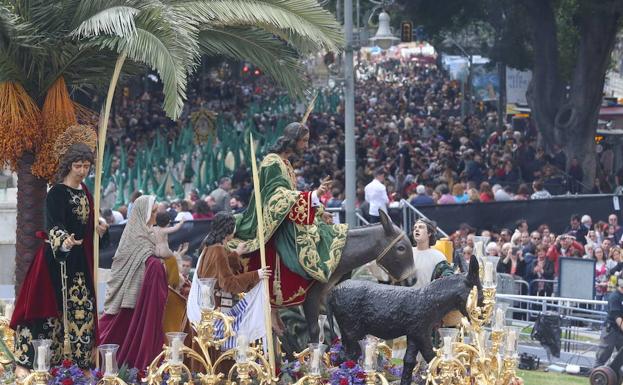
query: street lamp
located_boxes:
[369,10,399,50]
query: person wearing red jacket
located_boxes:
[546,233,584,276]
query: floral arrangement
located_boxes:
[48,359,90,385]
[279,339,423,385]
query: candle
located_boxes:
[4,303,13,320]
[484,261,493,283]
[443,336,452,358]
[364,343,375,369]
[506,329,516,354]
[495,308,504,330]
[171,337,182,364]
[236,334,249,363]
[105,352,113,376]
[36,346,46,371]
[201,286,212,310]
[310,347,321,373]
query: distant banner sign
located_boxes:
[506,68,532,105]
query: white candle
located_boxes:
[4,304,13,320]
[443,336,452,358]
[201,286,212,309]
[495,308,504,330]
[105,352,113,376]
[36,346,46,371]
[171,337,182,364]
[236,334,249,363]
[484,261,493,283]
[506,330,516,354]
[364,343,375,369]
[311,348,321,373]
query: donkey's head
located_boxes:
[376,210,414,282]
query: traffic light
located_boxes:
[401,21,413,43]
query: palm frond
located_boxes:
[174,0,343,52]
[198,27,307,99]
[87,22,194,119]
[71,5,140,38]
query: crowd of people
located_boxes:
[101,55,623,223]
[446,212,623,302]
[96,55,623,306]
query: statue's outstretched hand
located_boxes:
[321,212,334,225]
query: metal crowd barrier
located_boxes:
[497,293,606,360]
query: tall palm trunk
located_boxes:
[14,152,46,296]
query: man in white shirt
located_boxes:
[364,167,389,223]
[406,218,453,289]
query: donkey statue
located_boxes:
[328,257,482,385]
[301,210,414,342]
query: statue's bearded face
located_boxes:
[295,133,310,156]
[412,221,430,247]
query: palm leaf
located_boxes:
[174,0,343,52]
[198,26,307,98]
[71,5,140,38]
[74,2,200,120]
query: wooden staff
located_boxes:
[249,132,276,376]
[93,53,127,301]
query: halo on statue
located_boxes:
[53,124,97,162]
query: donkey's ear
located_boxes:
[467,256,480,285]
[379,209,394,236]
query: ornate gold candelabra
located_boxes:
[143,278,276,385]
[0,301,15,366]
[426,255,521,385]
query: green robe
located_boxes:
[231,153,348,283]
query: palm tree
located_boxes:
[0,0,342,293]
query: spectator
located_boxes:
[530,180,552,199]
[229,195,246,214]
[437,185,456,205]
[192,199,213,220]
[175,200,194,221]
[609,247,622,271]
[513,184,530,200]
[497,246,526,279]
[102,208,124,225]
[584,243,595,259]
[479,182,494,202]
[595,246,609,300]
[527,245,555,296]
[410,185,435,206]
[364,167,389,223]
[454,245,473,274]
[565,214,588,245]
[547,233,584,275]
[452,183,469,203]
[210,177,232,213]
[492,184,512,201]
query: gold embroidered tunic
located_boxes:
[231,153,348,283]
[14,184,97,369]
